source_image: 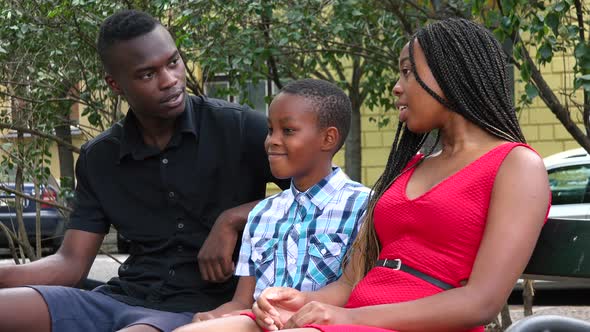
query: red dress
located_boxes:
[310,143,548,332]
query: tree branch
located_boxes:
[0,184,72,212]
[0,123,80,154]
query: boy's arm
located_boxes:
[193,276,256,322]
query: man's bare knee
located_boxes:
[0,287,51,332]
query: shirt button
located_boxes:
[177,245,184,252]
[162,158,169,164]
[177,223,184,229]
[168,192,175,198]
[320,248,327,255]
[288,258,296,264]
[169,269,175,277]
[120,264,128,271]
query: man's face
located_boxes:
[104,25,187,121]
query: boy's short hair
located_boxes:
[280,79,352,152]
[97,10,160,70]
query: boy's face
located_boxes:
[104,25,187,121]
[265,93,331,190]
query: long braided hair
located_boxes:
[345,18,526,284]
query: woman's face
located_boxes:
[393,40,450,133]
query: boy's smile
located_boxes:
[265,93,334,191]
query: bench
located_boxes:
[506,217,590,331]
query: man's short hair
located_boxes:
[97,10,160,70]
[280,79,352,152]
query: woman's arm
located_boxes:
[285,147,550,331]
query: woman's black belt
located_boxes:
[375,259,455,290]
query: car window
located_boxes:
[548,164,590,205]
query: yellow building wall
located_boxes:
[516,54,583,156]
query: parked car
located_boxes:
[544,148,590,219]
[0,183,65,252]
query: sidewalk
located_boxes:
[509,305,590,321]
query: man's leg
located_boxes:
[0,287,51,332]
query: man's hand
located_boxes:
[198,202,258,282]
[198,209,238,282]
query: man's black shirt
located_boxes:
[68,95,287,313]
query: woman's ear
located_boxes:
[321,127,340,152]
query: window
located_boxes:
[204,76,272,114]
[548,164,590,205]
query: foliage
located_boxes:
[175,0,404,180]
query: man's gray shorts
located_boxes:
[28,285,193,332]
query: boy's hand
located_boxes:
[193,311,217,322]
[253,287,306,330]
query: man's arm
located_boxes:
[198,200,260,282]
[0,229,104,288]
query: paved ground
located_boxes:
[509,305,590,321]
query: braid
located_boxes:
[346,18,526,284]
[415,18,525,143]
[347,123,428,281]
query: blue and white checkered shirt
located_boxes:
[236,167,370,299]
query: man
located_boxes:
[0,9,287,332]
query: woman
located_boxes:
[251,17,551,332]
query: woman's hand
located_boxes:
[253,287,306,330]
[283,302,355,328]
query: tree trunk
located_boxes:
[34,180,41,258]
[518,41,590,152]
[523,279,534,316]
[55,119,75,196]
[500,303,513,330]
[14,138,36,261]
[346,94,362,182]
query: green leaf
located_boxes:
[545,12,559,35]
[501,0,514,12]
[554,1,566,12]
[538,43,553,62]
[575,43,587,60]
[520,68,531,82]
[525,83,538,100]
[574,78,582,90]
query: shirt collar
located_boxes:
[118,95,197,161]
[286,167,349,213]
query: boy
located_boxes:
[174,79,370,332]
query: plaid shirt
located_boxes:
[236,167,370,299]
